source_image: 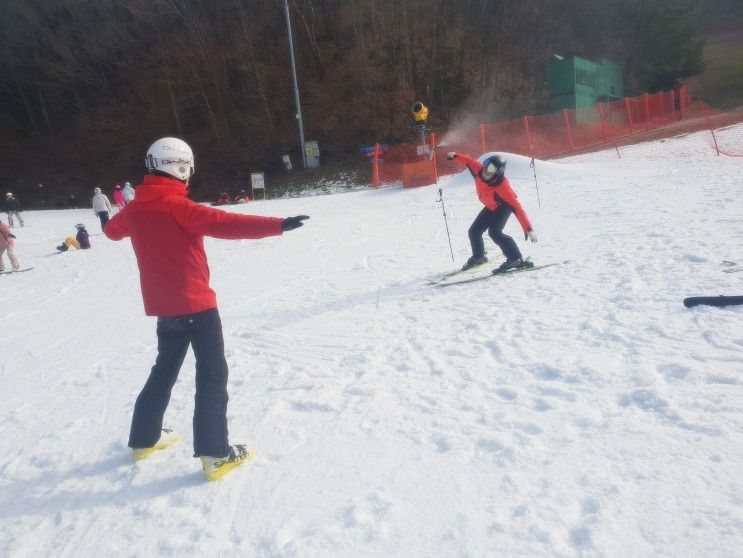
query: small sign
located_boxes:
[251,172,266,199]
[251,173,265,189]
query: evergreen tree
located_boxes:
[633,0,705,92]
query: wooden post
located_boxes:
[479,123,486,154]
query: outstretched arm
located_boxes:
[180,202,285,239]
[448,152,483,178]
[104,211,130,240]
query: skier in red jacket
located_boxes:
[105,137,309,481]
[446,152,537,272]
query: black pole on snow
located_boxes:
[530,158,542,208]
[683,295,743,308]
[436,188,455,262]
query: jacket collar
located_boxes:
[135,175,188,202]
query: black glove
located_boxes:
[282,215,309,232]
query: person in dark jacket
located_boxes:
[105,137,309,481]
[447,152,537,271]
[3,192,24,227]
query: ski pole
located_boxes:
[436,188,455,262]
[530,157,542,208]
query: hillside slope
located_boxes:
[0,127,741,556]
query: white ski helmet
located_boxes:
[145,137,194,181]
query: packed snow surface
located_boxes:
[1,127,742,556]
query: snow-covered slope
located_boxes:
[1,127,742,557]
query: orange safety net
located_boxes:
[372,84,743,187]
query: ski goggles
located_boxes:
[481,161,498,181]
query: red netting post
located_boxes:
[671,89,684,120]
[522,116,533,157]
[700,102,721,156]
[372,143,380,187]
[597,103,608,143]
[643,93,651,129]
[623,98,634,134]
[678,89,684,119]
[670,91,676,118]
[562,109,574,151]
[598,102,621,159]
[479,123,486,154]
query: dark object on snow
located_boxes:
[683,295,743,308]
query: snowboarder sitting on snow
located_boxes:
[56,223,90,252]
[0,219,20,272]
[104,137,309,481]
[446,152,537,271]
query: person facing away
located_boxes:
[56,223,91,252]
[104,137,309,481]
[3,192,24,228]
[446,152,537,272]
[0,219,20,272]
[92,187,113,230]
[122,182,135,204]
[113,184,125,209]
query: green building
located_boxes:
[547,56,623,115]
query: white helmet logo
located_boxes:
[145,137,195,181]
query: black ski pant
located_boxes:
[468,205,522,261]
[97,211,109,230]
[128,308,230,457]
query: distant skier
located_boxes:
[113,184,125,209]
[91,187,113,230]
[122,182,135,205]
[446,152,537,271]
[0,219,20,272]
[3,192,24,228]
[104,137,309,481]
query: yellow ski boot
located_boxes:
[200,444,254,481]
[131,428,179,461]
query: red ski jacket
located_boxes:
[452,153,533,233]
[104,175,284,317]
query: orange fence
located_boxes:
[372,84,743,187]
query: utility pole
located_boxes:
[284,0,307,169]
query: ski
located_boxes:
[683,295,743,308]
[426,260,493,284]
[426,257,534,285]
[722,266,743,274]
[432,260,569,287]
[1,267,33,274]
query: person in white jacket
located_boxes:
[92,187,113,230]
[122,182,135,205]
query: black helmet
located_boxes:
[479,155,506,184]
[412,101,423,113]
